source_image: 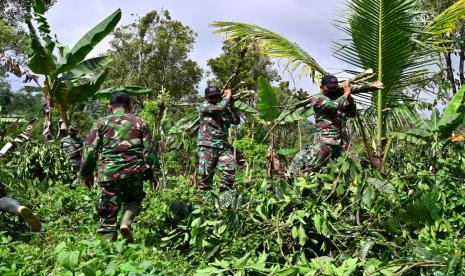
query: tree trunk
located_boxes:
[444,52,457,94]
[459,50,465,87]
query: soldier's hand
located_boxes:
[223,89,232,99]
[82,176,94,189]
[151,177,160,191]
[343,80,352,98]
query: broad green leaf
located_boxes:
[257,76,279,122]
[277,267,299,276]
[62,56,112,79]
[119,263,146,273]
[81,265,97,276]
[32,0,46,14]
[367,178,394,194]
[437,113,464,139]
[93,85,152,99]
[440,85,465,120]
[66,70,108,105]
[362,186,373,209]
[235,100,257,113]
[55,9,121,74]
[234,252,252,267]
[298,224,307,246]
[26,20,56,74]
[57,250,81,272]
[388,131,427,145]
[359,240,375,260]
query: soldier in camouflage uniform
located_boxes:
[0,181,41,232]
[80,92,161,242]
[289,75,356,176]
[60,125,83,177]
[197,86,240,191]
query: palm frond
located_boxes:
[211,21,328,82]
[334,0,429,110]
[425,0,465,37]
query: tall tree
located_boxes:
[106,10,203,101]
[0,0,56,25]
[207,40,280,90]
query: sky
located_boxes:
[9,0,351,92]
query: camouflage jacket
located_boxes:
[79,109,161,182]
[305,94,356,145]
[197,98,240,148]
[60,136,83,167]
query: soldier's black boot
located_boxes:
[120,201,141,243]
[0,197,41,232]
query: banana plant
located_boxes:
[389,85,465,158]
[25,0,121,139]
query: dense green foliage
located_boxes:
[1,135,465,274]
[2,1,465,275]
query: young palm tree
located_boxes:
[212,0,465,163]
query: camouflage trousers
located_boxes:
[96,177,145,234]
[289,142,342,177]
[198,145,236,190]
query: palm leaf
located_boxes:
[211,21,327,81]
[334,0,428,108]
[425,0,465,37]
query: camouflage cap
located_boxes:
[69,125,78,131]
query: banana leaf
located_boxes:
[62,56,112,79]
[93,86,153,99]
[55,9,121,74]
[257,76,279,122]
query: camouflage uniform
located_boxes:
[60,135,83,173]
[80,109,160,235]
[197,97,240,190]
[289,94,356,176]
